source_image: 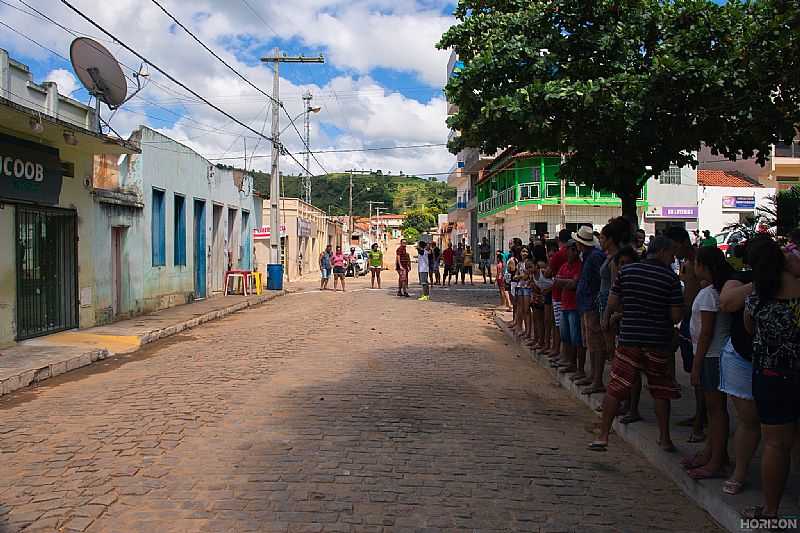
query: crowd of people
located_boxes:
[491,222,800,523]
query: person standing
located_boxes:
[432,244,442,286]
[496,250,512,311]
[319,244,332,291]
[454,242,465,284]
[634,229,647,258]
[479,237,493,284]
[417,241,431,301]
[667,226,707,444]
[548,230,571,366]
[554,241,583,378]
[699,230,718,248]
[368,243,384,289]
[590,236,684,452]
[331,245,347,292]
[395,239,411,297]
[442,242,455,286]
[573,226,608,394]
[743,236,800,521]
[684,246,733,480]
[463,245,475,285]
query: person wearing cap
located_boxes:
[699,230,718,248]
[590,235,684,452]
[574,225,608,394]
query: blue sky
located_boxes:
[0,0,458,176]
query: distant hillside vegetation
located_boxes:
[237,168,454,217]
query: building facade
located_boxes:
[0,49,138,345]
[256,198,342,282]
[101,127,262,318]
[696,170,775,236]
[698,141,800,190]
[476,152,649,252]
[641,164,700,235]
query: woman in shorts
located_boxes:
[331,245,347,292]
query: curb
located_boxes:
[0,291,286,398]
[494,314,743,533]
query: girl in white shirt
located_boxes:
[685,246,734,480]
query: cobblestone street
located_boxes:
[0,276,721,533]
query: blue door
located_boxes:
[193,200,206,299]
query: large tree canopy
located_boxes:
[438,0,800,222]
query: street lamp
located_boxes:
[279,106,321,137]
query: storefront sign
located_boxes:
[722,196,756,210]
[659,206,698,218]
[297,218,312,238]
[0,134,62,205]
[253,225,287,240]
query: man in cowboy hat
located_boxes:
[573,225,608,394]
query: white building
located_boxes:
[697,169,774,236]
[641,164,700,235]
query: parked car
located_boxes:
[714,230,745,254]
[345,247,367,276]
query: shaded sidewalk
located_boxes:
[0,291,286,398]
[494,311,800,533]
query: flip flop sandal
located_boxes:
[688,432,706,443]
[582,386,606,395]
[569,373,588,382]
[681,452,708,469]
[587,441,608,451]
[574,378,593,386]
[676,416,697,427]
[658,441,677,453]
[619,413,642,424]
[723,479,745,495]
[558,366,577,374]
[687,466,725,480]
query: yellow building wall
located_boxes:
[0,207,15,346]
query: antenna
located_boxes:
[70,37,148,132]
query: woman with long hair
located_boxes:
[513,247,534,339]
[743,237,800,520]
[718,241,760,495]
[684,246,733,479]
[496,250,512,311]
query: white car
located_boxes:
[345,248,367,276]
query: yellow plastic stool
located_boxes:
[248,271,263,295]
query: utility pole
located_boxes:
[349,171,353,247]
[260,49,324,267]
[368,201,385,246]
[302,90,313,204]
[375,206,387,249]
[559,153,567,230]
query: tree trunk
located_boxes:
[618,188,641,233]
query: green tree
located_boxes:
[438,0,800,225]
[402,227,420,242]
[402,207,437,240]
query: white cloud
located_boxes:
[0,0,456,178]
[44,68,80,96]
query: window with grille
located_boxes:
[659,166,682,185]
[519,183,540,200]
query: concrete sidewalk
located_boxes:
[494,311,800,533]
[0,290,286,397]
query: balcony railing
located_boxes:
[774,141,800,159]
[478,181,643,216]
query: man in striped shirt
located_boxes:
[589,236,684,452]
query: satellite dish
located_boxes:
[70,37,127,108]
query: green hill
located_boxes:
[240,169,455,217]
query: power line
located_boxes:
[146,0,327,176]
[206,143,449,160]
[147,0,279,108]
[239,0,281,41]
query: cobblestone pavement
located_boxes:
[0,275,721,533]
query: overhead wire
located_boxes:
[146,0,330,176]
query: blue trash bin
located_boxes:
[267,264,284,291]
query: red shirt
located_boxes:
[557,260,582,311]
[442,247,455,266]
[549,247,568,300]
